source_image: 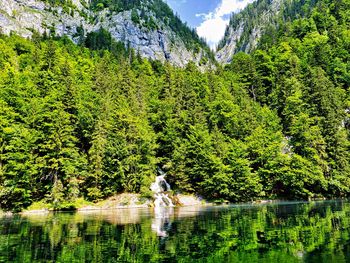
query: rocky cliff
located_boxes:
[216,0,284,64]
[0,0,211,67]
[216,0,322,64]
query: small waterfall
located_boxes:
[150,169,174,208]
[150,169,174,237]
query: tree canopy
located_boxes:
[0,0,349,212]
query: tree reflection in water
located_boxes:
[1,201,350,262]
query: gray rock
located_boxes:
[0,0,208,67]
[216,0,283,64]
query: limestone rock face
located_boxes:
[0,0,207,67]
[216,0,283,64]
[216,22,245,64]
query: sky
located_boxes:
[166,0,255,49]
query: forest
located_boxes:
[0,0,349,212]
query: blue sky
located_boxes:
[166,0,255,48]
[166,0,221,28]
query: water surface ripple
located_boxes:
[1,200,350,262]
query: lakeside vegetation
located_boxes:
[0,0,349,212]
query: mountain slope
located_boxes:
[0,0,213,66]
[0,0,349,212]
[216,0,320,63]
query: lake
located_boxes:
[1,200,350,262]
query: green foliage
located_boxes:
[225,0,350,199]
[84,28,128,60]
[131,9,140,24]
[218,0,322,52]
[0,0,350,212]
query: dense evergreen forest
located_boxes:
[218,0,322,52]
[0,0,349,212]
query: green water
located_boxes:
[1,201,350,262]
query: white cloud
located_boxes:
[196,0,255,49]
[197,16,228,49]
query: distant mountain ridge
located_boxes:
[0,0,332,67]
[216,0,320,63]
[0,0,214,67]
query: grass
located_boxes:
[25,198,94,212]
[26,200,49,211]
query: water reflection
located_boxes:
[152,207,174,237]
[80,208,148,225]
[1,201,350,262]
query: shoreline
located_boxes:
[1,193,208,216]
[0,196,340,217]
